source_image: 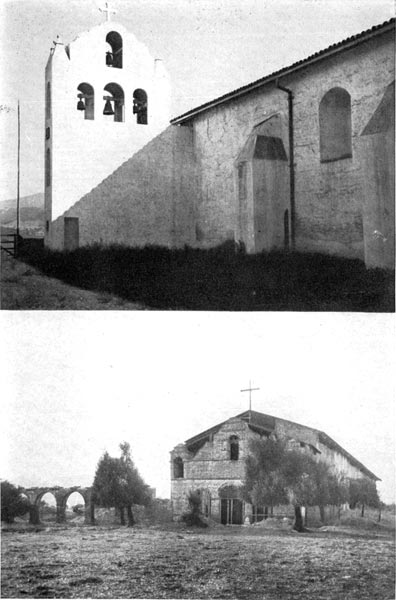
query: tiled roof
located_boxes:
[171,18,395,124]
[318,432,380,481]
[184,410,380,481]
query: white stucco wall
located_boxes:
[45,21,171,243]
[190,29,394,266]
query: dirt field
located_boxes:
[1,525,394,599]
[1,252,147,310]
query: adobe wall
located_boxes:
[358,128,395,269]
[191,31,394,265]
[317,440,370,480]
[48,125,198,249]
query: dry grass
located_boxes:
[1,251,147,310]
[1,524,394,599]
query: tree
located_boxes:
[1,481,30,523]
[244,438,290,515]
[349,478,380,517]
[92,442,151,526]
[328,474,349,519]
[279,445,318,531]
[244,437,337,532]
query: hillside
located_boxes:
[0,193,44,237]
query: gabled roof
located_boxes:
[171,19,395,125]
[184,410,276,453]
[184,410,380,481]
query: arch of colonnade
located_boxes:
[23,486,95,525]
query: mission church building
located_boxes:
[45,14,394,269]
[170,410,379,525]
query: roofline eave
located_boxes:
[170,19,395,125]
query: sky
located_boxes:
[1,312,395,503]
[0,0,394,201]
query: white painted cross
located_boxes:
[99,1,116,22]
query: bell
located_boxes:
[77,98,85,111]
[103,98,115,115]
[106,51,113,66]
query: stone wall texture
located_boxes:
[170,413,376,522]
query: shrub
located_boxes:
[17,242,394,311]
[181,491,208,527]
[1,481,30,523]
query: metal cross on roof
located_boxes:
[99,1,116,21]
[241,380,260,415]
[52,35,64,46]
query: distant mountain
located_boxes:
[0,193,44,237]
[0,192,44,210]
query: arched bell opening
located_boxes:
[133,89,148,124]
[77,83,94,120]
[105,31,123,68]
[103,82,124,122]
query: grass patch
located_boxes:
[17,241,394,311]
[1,526,394,599]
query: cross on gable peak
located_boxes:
[240,380,260,415]
[99,1,117,22]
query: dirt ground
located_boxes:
[1,525,394,599]
[1,251,147,310]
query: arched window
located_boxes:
[77,83,95,120]
[133,89,148,124]
[45,148,51,187]
[103,83,124,122]
[46,82,51,119]
[173,457,184,478]
[106,31,123,68]
[319,87,352,162]
[229,435,239,461]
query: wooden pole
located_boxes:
[16,100,20,252]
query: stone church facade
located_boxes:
[170,411,379,524]
[45,19,394,269]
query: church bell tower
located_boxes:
[44,6,171,248]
